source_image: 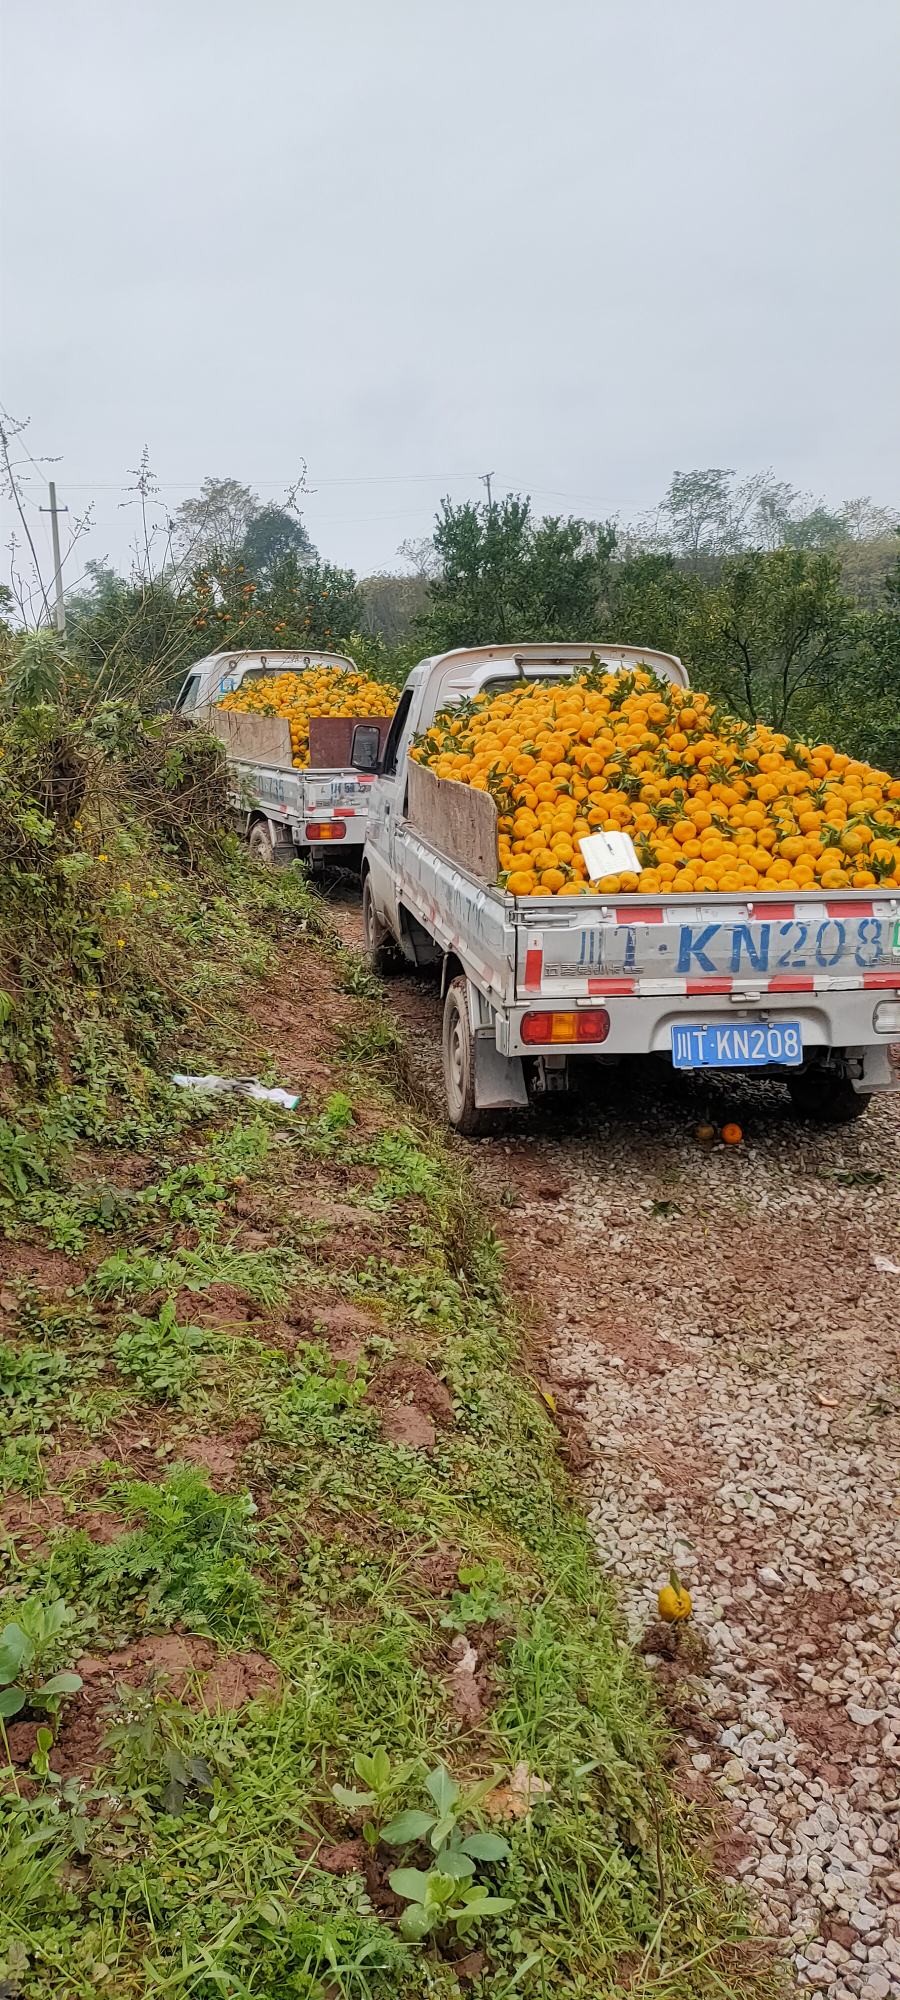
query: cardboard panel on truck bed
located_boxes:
[207,710,294,771]
[406,759,499,882]
[307,715,393,770]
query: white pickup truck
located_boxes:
[359,643,900,1133]
[174,649,392,870]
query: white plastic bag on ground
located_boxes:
[171,1074,299,1109]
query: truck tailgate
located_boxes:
[516,894,900,1000]
[303,771,377,820]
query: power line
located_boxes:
[11,471,482,493]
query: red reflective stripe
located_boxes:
[685,977,733,994]
[862,970,900,988]
[587,976,636,995]
[750,902,795,920]
[827,901,874,918]
[767,975,816,992]
[616,904,663,923]
[523,943,544,993]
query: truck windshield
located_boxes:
[239,666,307,682]
[478,670,579,694]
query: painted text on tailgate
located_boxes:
[572,915,899,980]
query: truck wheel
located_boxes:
[362,874,398,974]
[788,1067,869,1124]
[442,977,499,1137]
[248,821,276,866]
[248,820,294,868]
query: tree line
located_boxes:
[2,467,897,769]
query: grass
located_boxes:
[0,700,783,1998]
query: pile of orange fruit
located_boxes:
[219,666,394,769]
[411,666,900,896]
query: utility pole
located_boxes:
[40,482,69,636]
[479,470,495,510]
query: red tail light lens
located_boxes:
[522,1011,553,1044]
[522,1009,610,1045]
[577,1009,610,1043]
[305,821,347,841]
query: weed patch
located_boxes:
[45,1468,267,1644]
[0,717,779,1999]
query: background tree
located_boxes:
[807,540,900,769]
[173,477,260,566]
[240,504,313,582]
[359,571,429,648]
[396,535,441,580]
[172,476,315,579]
[598,551,705,656]
[418,495,615,650]
[683,547,853,730]
[630,468,898,572]
[190,550,360,655]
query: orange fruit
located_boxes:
[412,666,900,900]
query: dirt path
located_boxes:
[329,882,900,2000]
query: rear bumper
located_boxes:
[296,817,367,851]
[497,985,900,1088]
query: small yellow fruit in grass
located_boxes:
[658,1571,693,1622]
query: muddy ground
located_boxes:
[328,880,900,2000]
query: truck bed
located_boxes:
[210,709,391,845]
[397,760,900,1018]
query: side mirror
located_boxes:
[350,723,382,772]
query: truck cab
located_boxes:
[174,648,360,718]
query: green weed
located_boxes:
[0,1595,83,1721]
[0,1340,72,1434]
[103,1683,222,1814]
[337,1017,402,1068]
[47,1468,267,1644]
[92,1239,292,1307]
[113,1297,209,1401]
[366,1129,443,1211]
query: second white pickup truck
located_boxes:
[175,649,392,870]
[359,643,900,1133]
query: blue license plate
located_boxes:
[671,1021,804,1069]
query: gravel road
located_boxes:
[330,885,900,1998]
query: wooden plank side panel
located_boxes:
[406,759,499,882]
[207,710,295,771]
[307,715,394,770]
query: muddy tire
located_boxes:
[788,1067,869,1124]
[248,820,276,866]
[362,873,399,974]
[248,820,294,868]
[442,976,500,1136]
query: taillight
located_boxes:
[521,1008,610,1045]
[305,821,347,841]
[577,1009,611,1042]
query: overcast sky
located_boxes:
[1,0,898,599]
